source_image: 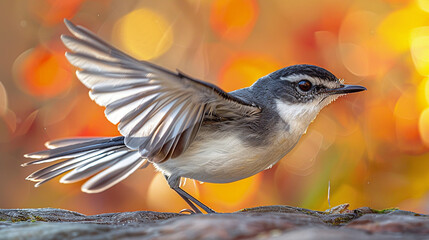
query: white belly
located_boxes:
[154,132,297,183]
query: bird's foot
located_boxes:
[179,208,198,214]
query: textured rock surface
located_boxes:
[0,205,428,239]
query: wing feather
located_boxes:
[76,70,154,88]
[62,19,261,163]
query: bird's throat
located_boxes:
[275,99,322,137]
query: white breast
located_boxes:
[154,129,298,183]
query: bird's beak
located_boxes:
[327,84,367,95]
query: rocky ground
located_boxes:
[0,204,428,239]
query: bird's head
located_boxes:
[254,64,366,134]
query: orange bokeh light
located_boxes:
[219,54,282,91]
[17,46,72,98]
[210,0,258,42]
[29,0,85,25]
[69,98,119,137]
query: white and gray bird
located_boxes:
[23,19,366,213]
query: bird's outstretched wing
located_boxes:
[62,19,260,163]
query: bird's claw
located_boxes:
[180,208,198,214]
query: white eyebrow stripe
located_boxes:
[280,74,339,89]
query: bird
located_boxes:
[23,19,366,214]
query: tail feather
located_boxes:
[27,147,121,181]
[23,136,125,166]
[45,137,111,149]
[81,151,143,193]
[26,150,96,181]
[23,136,147,193]
[60,150,129,183]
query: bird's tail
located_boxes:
[23,136,148,193]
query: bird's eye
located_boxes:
[298,80,312,92]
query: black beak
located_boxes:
[327,84,367,95]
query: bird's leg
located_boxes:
[166,174,216,214]
[173,188,202,214]
[173,187,216,214]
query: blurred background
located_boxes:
[1,0,429,215]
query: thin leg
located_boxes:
[173,187,216,214]
[165,174,216,214]
[173,188,202,214]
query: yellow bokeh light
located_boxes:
[416,77,429,110]
[201,174,260,210]
[378,5,428,52]
[419,108,429,147]
[411,28,429,76]
[113,8,173,60]
[417,0,429,13]
[426,78,429,104]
